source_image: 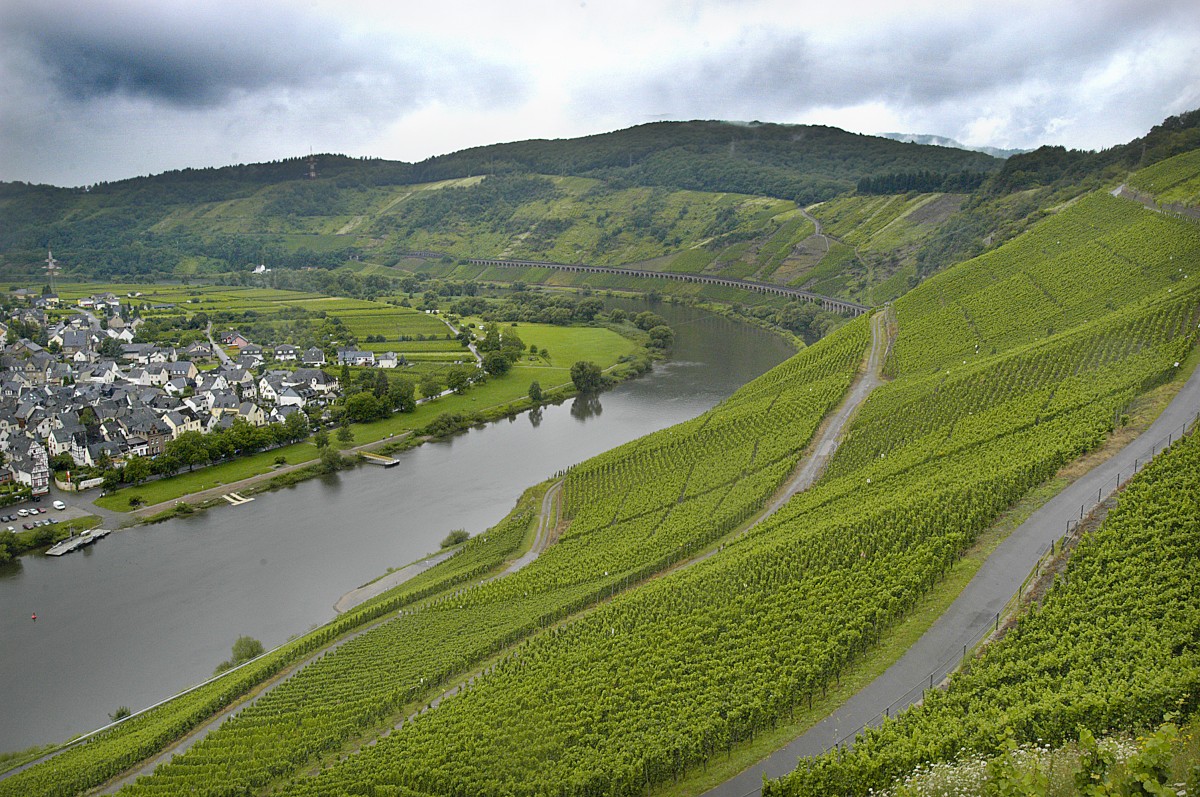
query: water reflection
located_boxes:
[570,393,604,421]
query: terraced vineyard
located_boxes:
[1,300,869,797]
[9,182,1199,797]
[1128,147,1200,207]
[261,191,1197,796]
[767,426,1200,796]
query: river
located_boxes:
[0,303,795,752]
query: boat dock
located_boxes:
[222,493,254,505]
[46,529,111,557]
[361,452,399,468]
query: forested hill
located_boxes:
[405,121,1001,200]
[0,121,1000,278]
[3,113,1198,294]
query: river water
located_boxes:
[0,303,794,751]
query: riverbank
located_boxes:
[94,319,670,522]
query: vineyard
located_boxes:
[7,181,1200,797]
[1127,148,1200,207]
[767,427,1200,796]
[0,299,869,797]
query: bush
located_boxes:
[440,529,470,548]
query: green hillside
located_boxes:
[1128,147,1200,208]
[770,426,1200,797]
[8,173,1199,796]
[0,121,1001,301]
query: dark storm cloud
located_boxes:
[0,0,518,110]
[2,1,353,106]
[0,0,526,185]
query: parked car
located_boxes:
[17,509,28,517]
[53,500,66,511]
[23,523,34,530]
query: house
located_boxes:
[273,344,299,362]
[377,351,399,369]
[126,413,170,457]
[337,348,376,366]
[209,392,240,417]
[257,375,282,404]
[276,386,313,408]
[163,377,190,397]
[58,328,93,355]
[7,438,50,496]
[163,361,198,381]
[287,368,338,394]
[143,363,169,386]
[184,341,214,361]
[85,440,124,468]
[220,330,251,348]
[235,353,263,370]
[237,402,268,427]
[270,404,303,424]
[301,347,327,366]
[162,409,202,439]
[47,424,86,457]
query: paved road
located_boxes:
[704,361,1200,797]
[205,321,234,366]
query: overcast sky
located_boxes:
[2,0,1198,187]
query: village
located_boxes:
[0,287,357,502]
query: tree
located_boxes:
[336,424,354,445]
[446,367,472,394]
[440,529,470,548]
[165,431,209,471]
[570,361,603,393]
[319,446,344,474]
[345,391,383,423]
[647,324,675,349]
[372,369,389,398]
[528,381,543,402]
[283,410,309,441]
[388,378,416,412]
[313,428,330,449]
[123,455,151,485]
[214,635,264,675]
[98,336,123,358]
[420,375,443,400]
[482,350,511,376]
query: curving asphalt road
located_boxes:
[703,360,1200,797]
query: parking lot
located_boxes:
[0,498,88,533]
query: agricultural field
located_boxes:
[14,184,1200,797]
[1128,147,1200,207]
[769,428,1200,797]
[785,192,968,303]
